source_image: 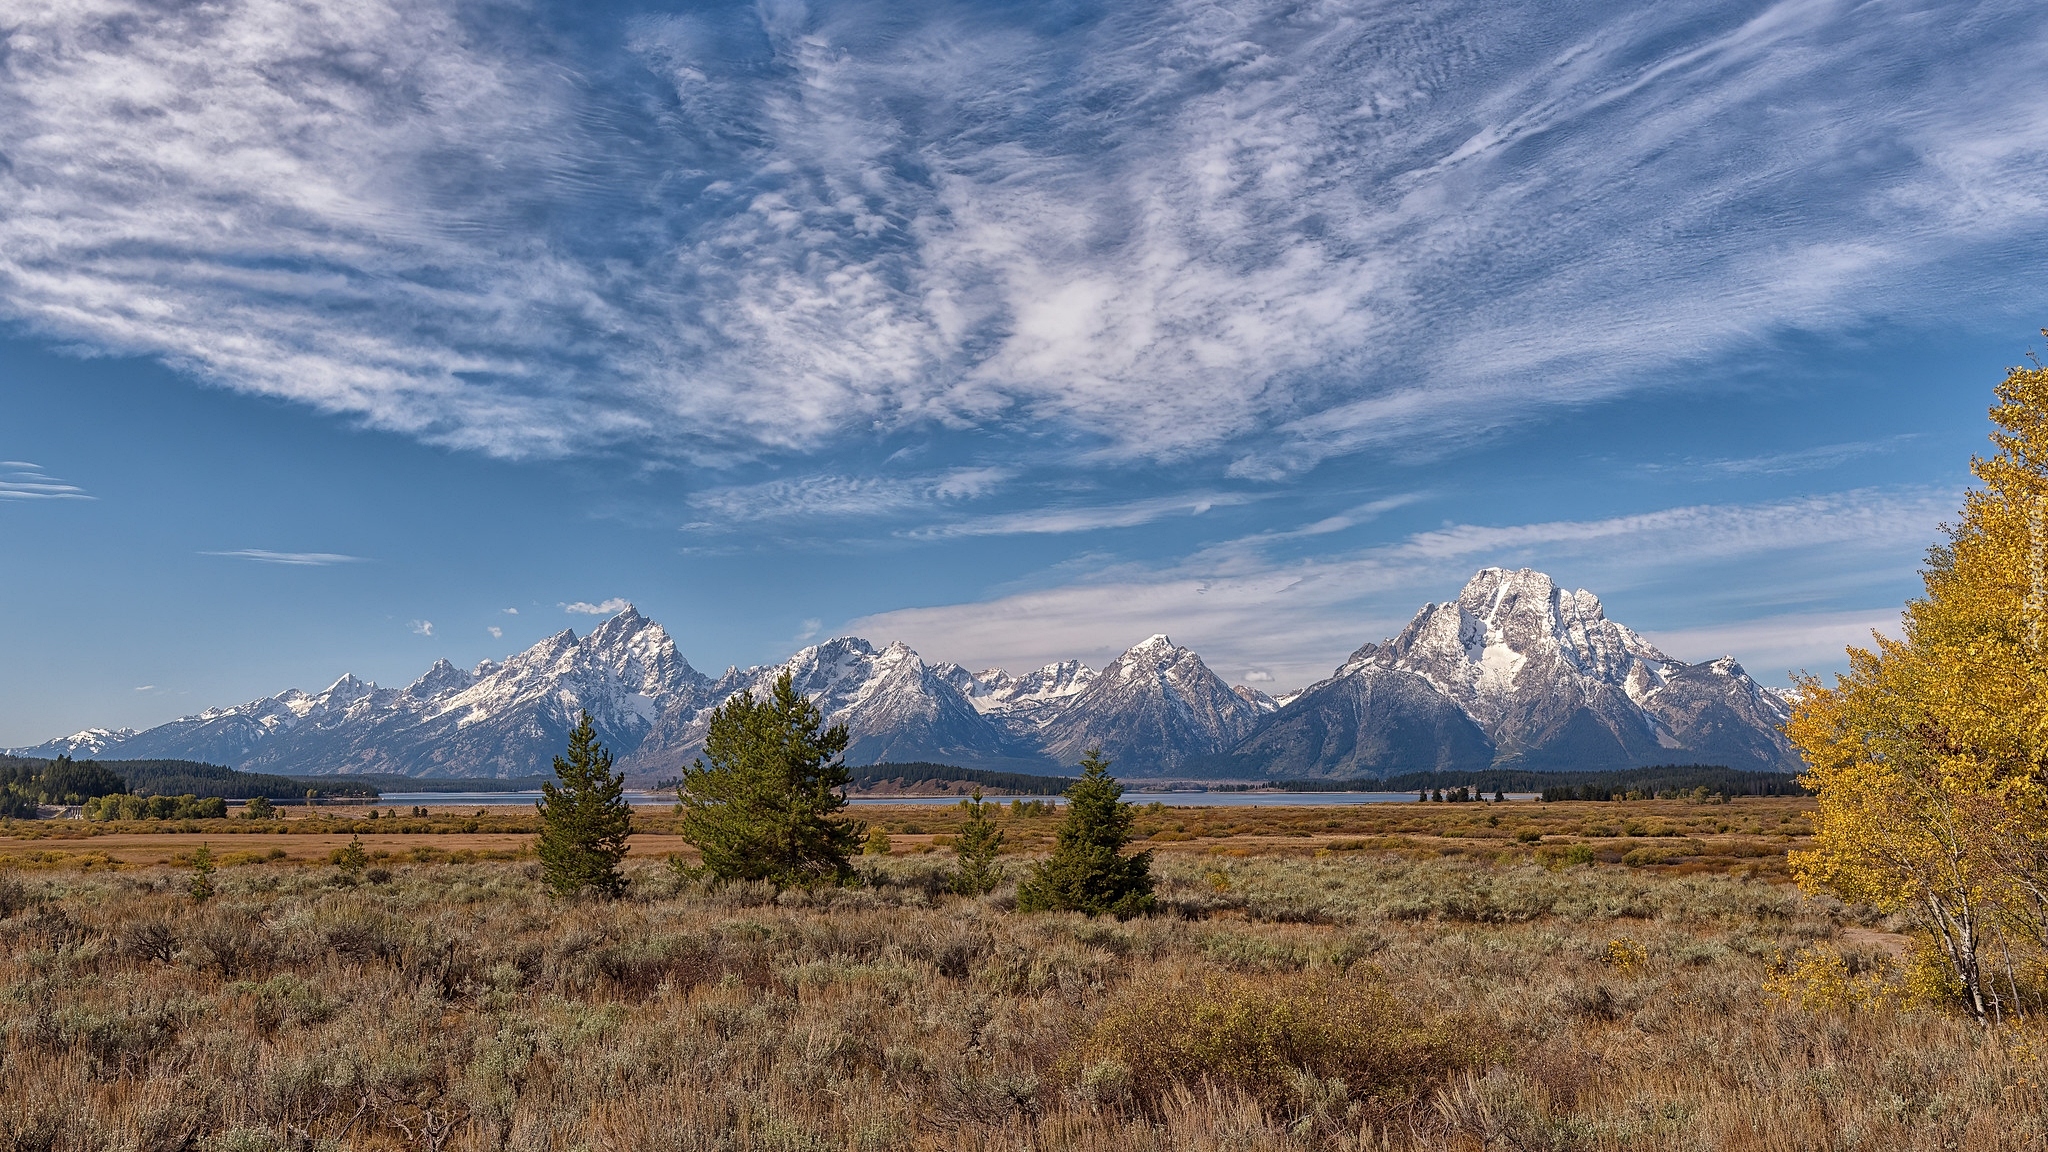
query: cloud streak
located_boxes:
[0,462,91,500]
[201,550,365,566]
[0,0,2037,469]
[901,492,1261,539]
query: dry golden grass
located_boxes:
[0,797,1817,879]
[0,800,2038,1152]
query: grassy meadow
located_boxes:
[1,798,2040,1151]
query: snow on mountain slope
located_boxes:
[62,606,713,777]
[8,727,138,759]
[1039,635,1262,773]
[627,638,1043,775]
[933,658,1099,740]
[1223,663,1494,778]
[1225,568,1798,775]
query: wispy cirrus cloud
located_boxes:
[850,486,1954,689]
[0,0,2039,469]
[0,462,91,500]
[201,550,365,566]
[1640,437,1921,478]
[686,468,1014,525]
[900,492,1261,540]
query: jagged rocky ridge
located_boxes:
[12,570,1800,778]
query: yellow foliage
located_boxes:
[1604,937,1647,974]
[1788,342,2048,1021]
[1764,944,1899,1013]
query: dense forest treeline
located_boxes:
[331,774,552,794]
[1378,765,1809,799]
[851,761,1799,800]
[0,756,128,817]
[0,754,377,812]
[850,762,1077,795]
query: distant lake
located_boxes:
[373,789,1524,808]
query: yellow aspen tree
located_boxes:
[1790,342,2048,1019]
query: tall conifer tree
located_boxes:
[536,712,632,898]
[678,671,859,888]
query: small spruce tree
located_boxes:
[188,844,216,904]
[333,834,368,882]
[951,788,1005,895]
[1016,750,1153,917]
[677,671,860,888]
[535,712,633,898]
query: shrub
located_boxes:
[863,826,892,856]
[1076,971,1481,1109]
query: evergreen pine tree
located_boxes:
[535,712,633,898]
[1016,750,1153,917]
[677,671,859,888]
[951,788,1005,895]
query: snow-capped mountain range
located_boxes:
[10,569,1800,779]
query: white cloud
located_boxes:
[848,486,1953,690]
[133,685,154,692]
[562,598,632,615]
[0,462,91,500]
[201,550,364,566]
[1639,610,1906,680]
[0,0,2038,466]
[409,620,434,637]
[688,467,1014,524]
[487,625,502,638]
[501,607,518,615]
[901,492,1261,540]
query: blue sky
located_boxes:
[1,0,2042,747]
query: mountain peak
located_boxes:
[1043,636,1258,771]
[321,673,374,697]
